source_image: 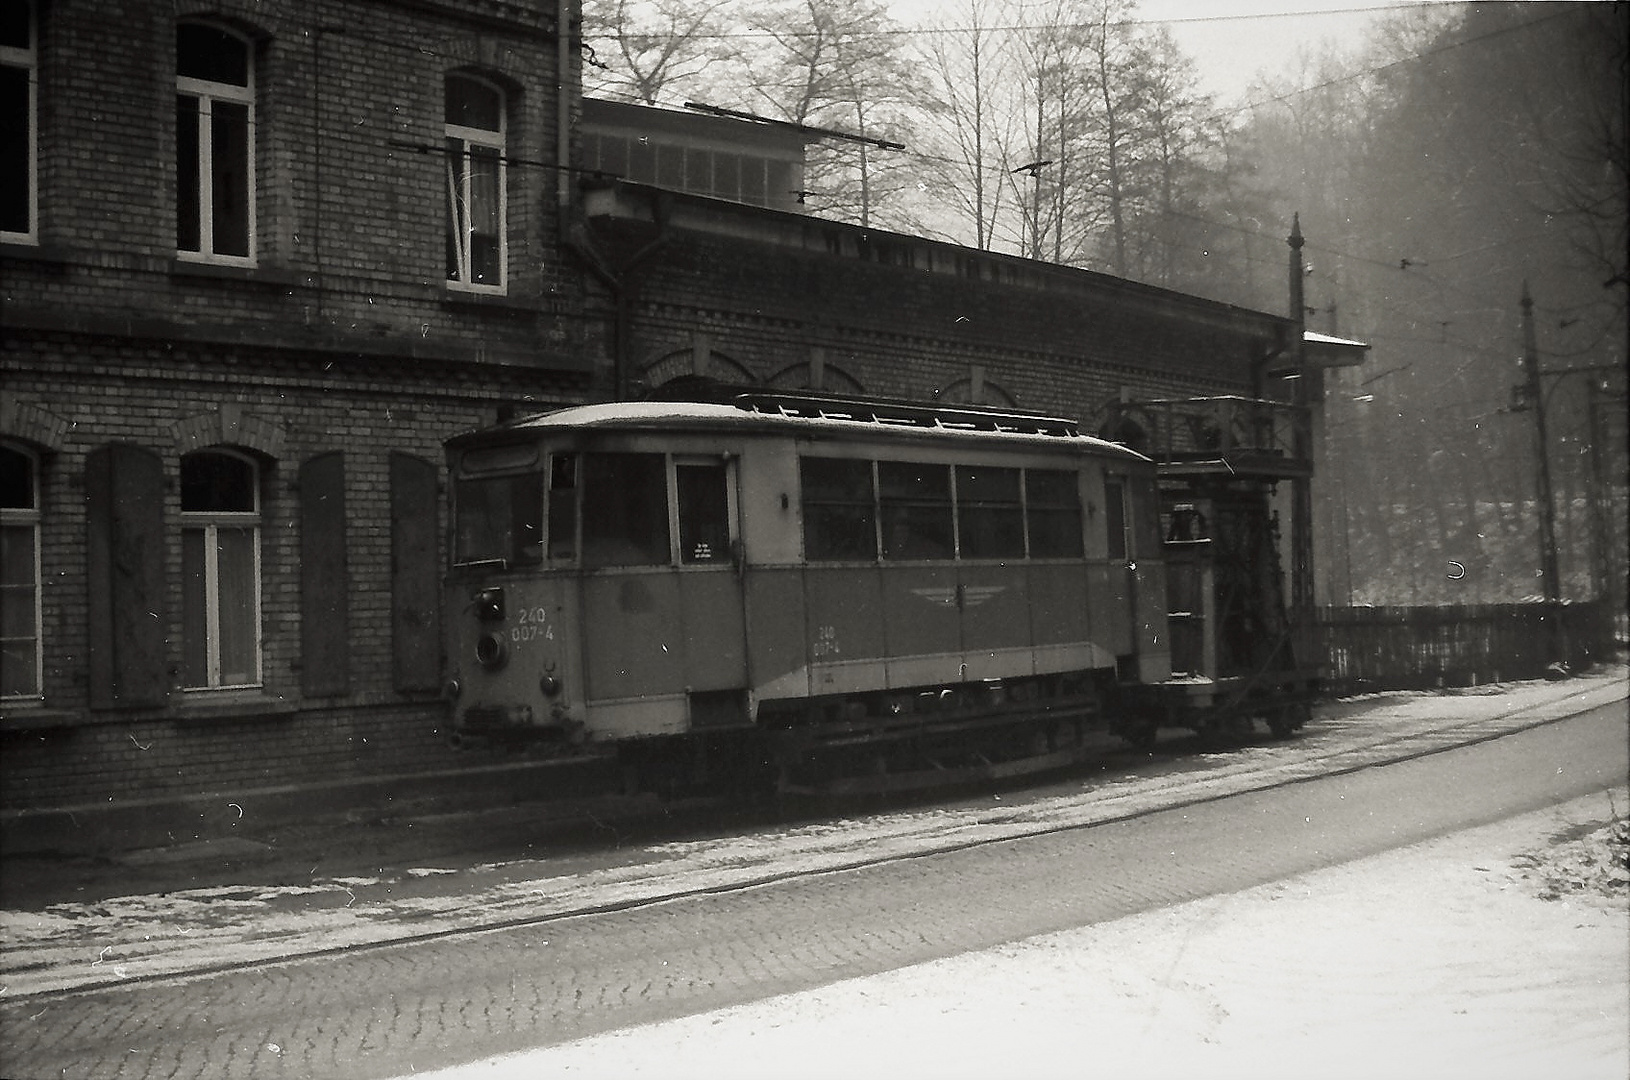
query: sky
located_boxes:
[891,0,1461,105]
[1137,0,1442,101]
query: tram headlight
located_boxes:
[475,633,507,671]
[539,674,561,697]
[472,587,505,622]
[442,677,461,701]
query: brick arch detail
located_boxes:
[767,361,864,395]
[938,377,1018,409]
[172,404,286,458]
[640,349,758,390]
[0,400,69,451]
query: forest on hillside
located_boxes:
[580,0,1628,611]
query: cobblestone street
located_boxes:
[1,692,1623,1080]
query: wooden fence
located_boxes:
[1308,600,1618,694]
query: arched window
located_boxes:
[176,21,254,261]
[1,0,37,243]
[444,73,506,290]
[0,442,41,699]
[180,449,261,689]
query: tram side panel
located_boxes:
[443,416,1171,763]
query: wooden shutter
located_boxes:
[85,444,168,708]
[390,452,440,692]
[299,452,349,696]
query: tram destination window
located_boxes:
[581,452,669,567]
[956,465,1023,560]
[879,461,953,561]
[1026,469,1084,558]
[676,462,730,564]
[800,457,876,562]
[454,473,542,566]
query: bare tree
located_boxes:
[913,0,1017,250]
[734,0,920,226]
[581,0,737,104]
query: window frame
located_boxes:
[800,455,1088,565]
[578,450,671,569]
[878,460,955,562]
[1104,476,1131,561]
[799,455,878,563]
[955,464,1025,561]
[1,0,36,244]
[444,72,507,293]
[0,441,42,700]
[1024,467,1086,560]
[179,449,263,690]
[175,21,256,265]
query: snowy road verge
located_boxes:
[2,668,1624,999]
[398,787,1629,1080]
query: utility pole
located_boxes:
[1288,214,1313,616]
[1519,281,1561,604]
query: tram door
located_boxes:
[573,451,749,732]
[671,458,751,727]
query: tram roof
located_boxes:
[450,397,1149,462]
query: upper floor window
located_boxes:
[180,449,262,689]
[0,442,41,699]
[176,22,254,262]
[583,131,801,212]
[0,0,36,243]
[445,74,506,291]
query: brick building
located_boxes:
[2,1,1335,844]
[1,0,589,834]
[570,176,1294,415]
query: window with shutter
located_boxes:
[85,445,168,708]
[299,452,349,696]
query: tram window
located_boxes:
[1105,479,1129,560]
[800,457,876,562]
[547,453,578,561]
[956,465,1023,560]
[676,463,730,564]
[581,452,670,567]
[879,461,953,561]
[454,472,543,566]
[1026,469,1084,559]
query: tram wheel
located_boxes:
[1267,703,1309,739]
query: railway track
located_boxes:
[4,674,1624,1002]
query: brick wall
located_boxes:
[579,199,1283,426]
[2,0,1297,818]
[1,0,587,812]
[6,0,581,369]
[0,332,581,807]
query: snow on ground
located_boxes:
[1,669,1624,1001]
[397,787,1630,1080]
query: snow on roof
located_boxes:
[1303,330,1370,349]
[457,400,1148,460]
